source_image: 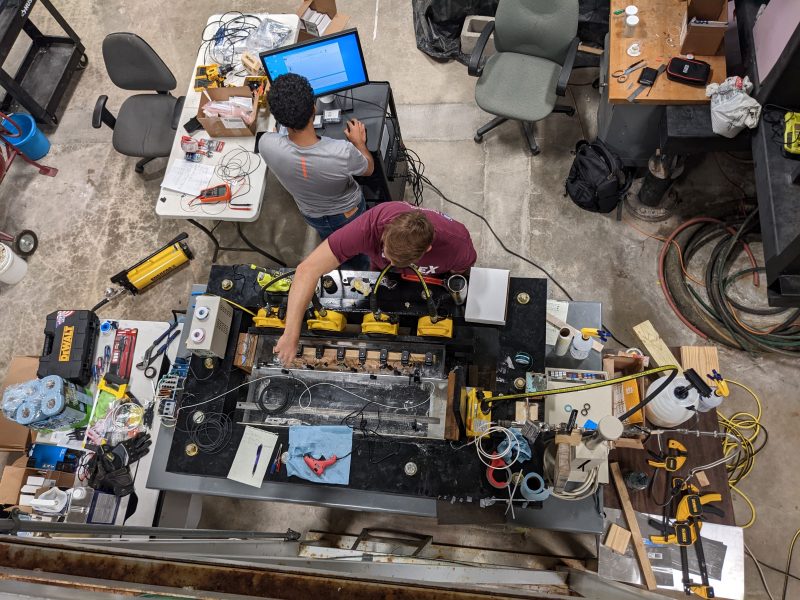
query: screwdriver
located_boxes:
[269,443,283,477]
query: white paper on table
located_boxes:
[545,299,570,345]
[161,161,215,196]
[227,426,278,488]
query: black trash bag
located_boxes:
[579,0,610,48]
[412,0,498,65]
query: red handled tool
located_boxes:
[303,453,349,476]
[400,273,445,287]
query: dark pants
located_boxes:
[302,194,370,271]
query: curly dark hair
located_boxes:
[267,73,314,130]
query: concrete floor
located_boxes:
[0,1,797,597]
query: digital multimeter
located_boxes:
[197,183,232,203]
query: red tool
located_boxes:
[486,454,509,489]
[400,273,445,287]
[304,453,342,476]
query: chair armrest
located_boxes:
[92,95,116,129]
[468,21,496,77]
[171,96,186,130]
[556,37,580,96]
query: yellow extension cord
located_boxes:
[718,379,765,529]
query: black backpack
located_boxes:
[565,140,631,213]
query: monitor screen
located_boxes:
[260,29,368,97]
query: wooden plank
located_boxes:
[607,0,726,104]
[632,320,683,373]
[679,346,720,378]
[444,371,459,441]
[546,312,604,354]
[604,523,632,555]
[610,462,658,591]
[578,43,604,56]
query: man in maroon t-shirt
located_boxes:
[274,201,477,364]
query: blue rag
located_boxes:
[497,428,532,465]
[287,425,353,485]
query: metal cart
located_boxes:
[0,0,86,125]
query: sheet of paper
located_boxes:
[227,426,278,488]
[545,299,569,345]
[161,161,214,196]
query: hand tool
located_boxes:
[304,452,350,476]
[252,443,263,476]
[269,443,283,476]
[707,370,729,398]
[136,321,180,378]
[627,63,667,102]
[102,344,111,372]
[647,438,688,472]
[612,59,646,83]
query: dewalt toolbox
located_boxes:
[37,310,99,386]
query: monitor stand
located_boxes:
[316,90,355,113]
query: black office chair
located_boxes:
[468,0,580,155]
[92,33,185,173]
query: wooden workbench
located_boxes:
[608,0,726,104]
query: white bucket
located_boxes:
[0,243,28,285]
[645,376,698,427]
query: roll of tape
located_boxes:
[190,328,206,343]
[553,327,572,356]
[195,306,210,321]
[520,472,551,501]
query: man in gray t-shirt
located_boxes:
[259,74,374,239]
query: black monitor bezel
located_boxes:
[259,27,369,98]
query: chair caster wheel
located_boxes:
[134,165,144,174]
[474,134,483,143]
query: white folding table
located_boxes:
[156,13,300,264]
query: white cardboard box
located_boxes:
[464,267,510,326]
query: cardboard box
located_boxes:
[603,353,650,425]
[197,86,259,138]
[680,2,727,56]
[233,333,258,374]
[0,356,38,452]
[295,0,350,42]
[688,0,726,21]
[0,456,73,512]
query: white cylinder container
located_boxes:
[645,376,699,427]
[0,243,27,285]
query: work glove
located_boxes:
[111,432,152,467]
[87,452,135,497]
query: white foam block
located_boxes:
[464,267,510,325]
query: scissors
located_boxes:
[612,59,646,83]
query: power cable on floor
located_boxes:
[400,150,631,348]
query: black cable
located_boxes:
[619,368,678,421]
[256,377,297,415]
[188,412,232,454]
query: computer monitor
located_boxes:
[259,28,368,99]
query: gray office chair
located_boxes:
[468,0,580,155]
[92,33,185,173]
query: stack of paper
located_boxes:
[161,161,215,197]
[301,8,332,36]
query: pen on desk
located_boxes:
[252,444,263,476]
